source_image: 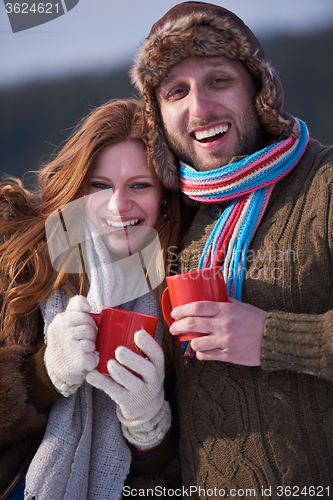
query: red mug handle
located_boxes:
[161,287,205,342]
[161,287,174,328]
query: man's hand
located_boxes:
[169,297,267,366]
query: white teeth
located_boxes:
[194,124,229,141]
[106,219,140,228]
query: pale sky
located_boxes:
[1,0,333,88]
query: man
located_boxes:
[131,2,333,498]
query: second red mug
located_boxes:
[161,266,228,342]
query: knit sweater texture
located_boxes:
[174,139,333,498]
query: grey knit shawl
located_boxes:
[25,220,164,500]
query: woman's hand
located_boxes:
[44,295,99,396]
[86,329,171,450]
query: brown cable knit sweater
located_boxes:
[174,138,333,499]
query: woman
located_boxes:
[0,99,183,499]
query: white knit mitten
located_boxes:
[44,295,99,397]
[86,329,171,450]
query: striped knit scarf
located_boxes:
[179,117,309,300]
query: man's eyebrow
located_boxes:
[205,59,230,68]
[159,73,178,88]
[159,58,233,88]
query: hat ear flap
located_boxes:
[145,88,180,190]
[271,69,284,113]
[248,60,291,137]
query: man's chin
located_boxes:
[179,150,233,172]
[165,133,236,172]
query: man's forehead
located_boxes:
[158,55,241,88]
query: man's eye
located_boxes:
[211,76,231,87]
[167,87,188,101]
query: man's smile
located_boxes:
[192,123,230,143]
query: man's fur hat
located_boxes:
[131,1,293,189]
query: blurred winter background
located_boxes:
[1,0,333,185]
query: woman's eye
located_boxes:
[91,182,111,190]
[131,183,151,189]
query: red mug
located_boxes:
[89,307,158,375]
[161,266,228,341]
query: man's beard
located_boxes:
[163,108,269,172]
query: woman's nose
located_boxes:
[107,189,132,214]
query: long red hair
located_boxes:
[0,99,183,350]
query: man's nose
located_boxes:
[188,86,214,119]
[107,189,132,213]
